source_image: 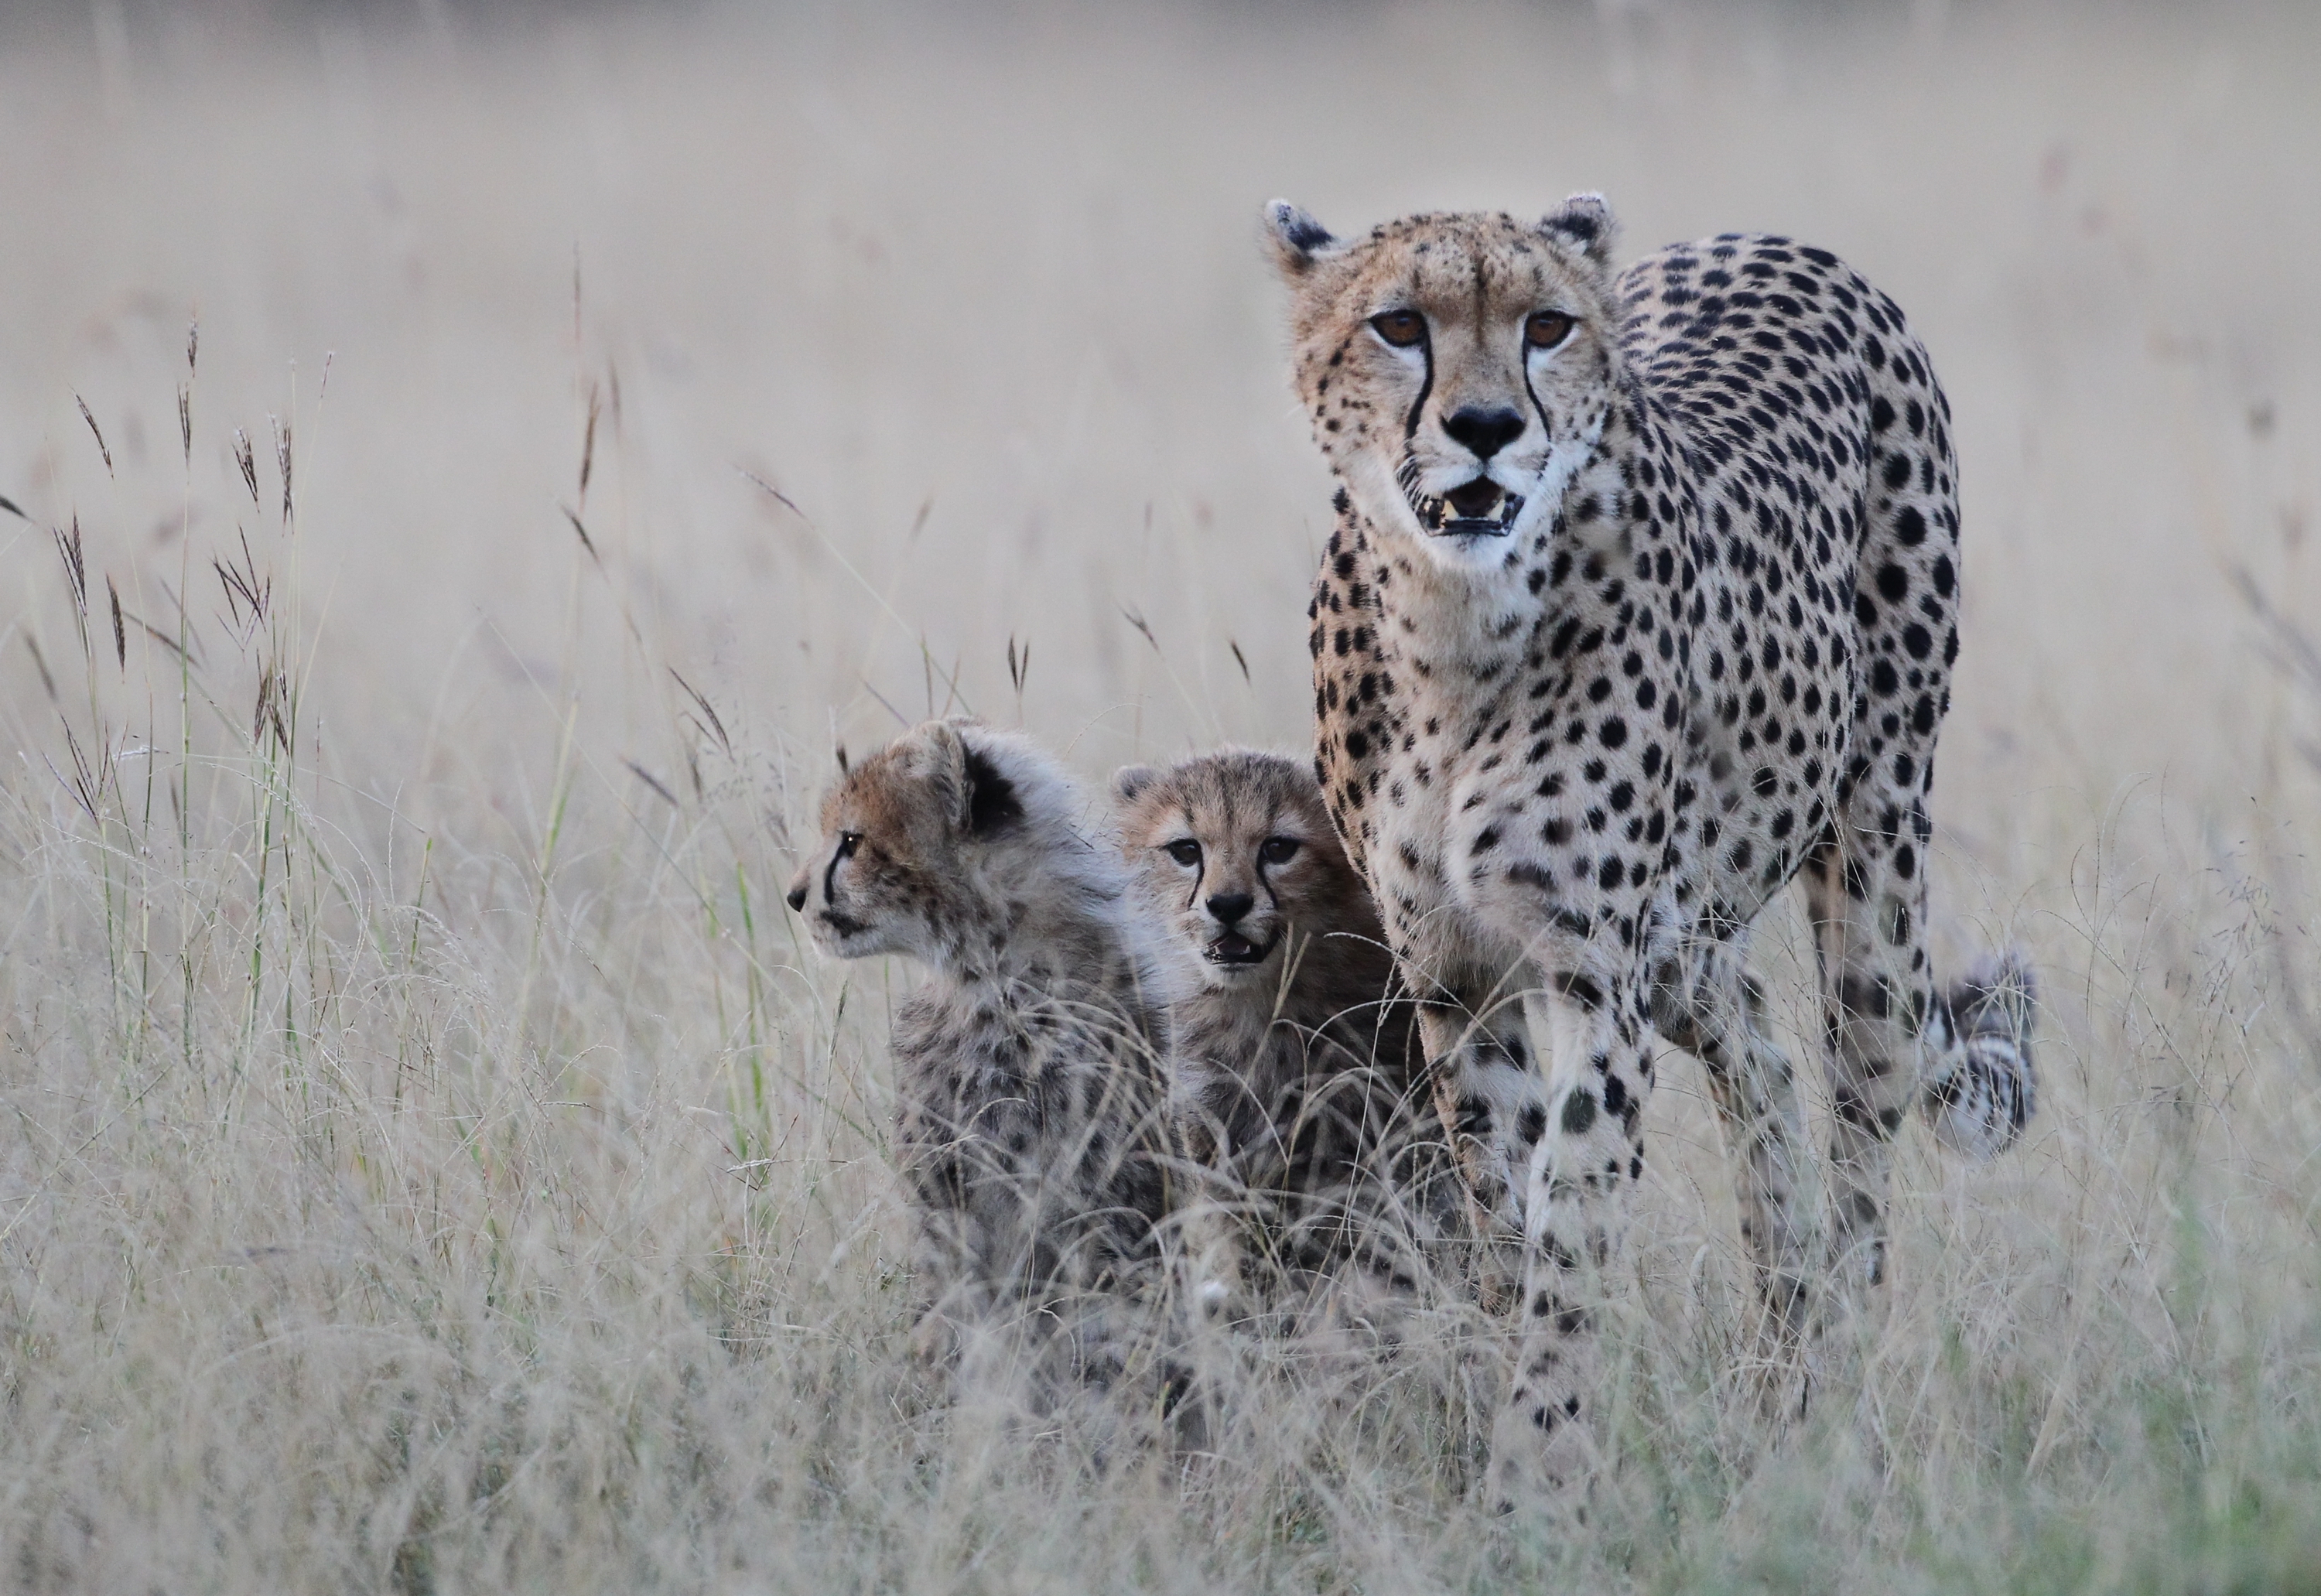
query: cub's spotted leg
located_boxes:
[1482,977,1657,1512]
[1160,1103,1256,1331]
[1651,942,1815,1345]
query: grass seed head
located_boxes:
[269,414,292,521]
[74,393,112,476]
[233,429,259,507]
[53,518,87,618]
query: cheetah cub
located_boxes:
[1113,750,1455,1310]
[785,719,1180,1382]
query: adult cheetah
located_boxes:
[1265,193,2037,1505]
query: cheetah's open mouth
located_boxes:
[1205,932,1275,966]
[1410,477,1524,537]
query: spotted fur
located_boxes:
[1113,750,1461,1314]
[1114,750,1414,1196]
[784,719,1181,1388]
[1265,195,2039,1505]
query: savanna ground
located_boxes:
[1,2,2317,1590]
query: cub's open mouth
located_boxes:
[1204,932,1275,966]
[1410,477,1524,537]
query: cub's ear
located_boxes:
[959,740,1023,837]
[1264,200,1342,279]
[1111,764,1159,805]
[1540,192,1618,269]
[898,722,1023,837]
[894,719,971,822]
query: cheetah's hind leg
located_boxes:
[1799,818,1932,1304]
[1650,938,1817,1361]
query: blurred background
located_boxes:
[3,1,2313,857]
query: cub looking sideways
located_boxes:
[784,719,1180,1387]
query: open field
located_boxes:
[2,2,2319,1588]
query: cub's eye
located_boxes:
[835,831,863,860]
[1525,310,1576,350]
[1258,837,1301,866]
[1163,839,1203,868]
[1369,309,1426,348]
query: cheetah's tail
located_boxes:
[1918,950,2039,1160]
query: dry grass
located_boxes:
[1,2,2318,1590]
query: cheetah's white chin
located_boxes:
[807,914,901,962]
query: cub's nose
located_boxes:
[1205,892,1255,927]
[1442,405,1526,462]
[785,876,809,913]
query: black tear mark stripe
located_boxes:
[1523,360,1557,453]
[821,842,849,910]
[1403,326,1434,443]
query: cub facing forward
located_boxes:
[1113,750,1451,1298]
[785,719,1179,1369]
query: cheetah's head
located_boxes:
[1266,196,1622,574]
[1113,750,1380,998]
[784,719,1096,974]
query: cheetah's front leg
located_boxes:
[1478,974,1656,1512]
[1410,1000,1537,1305]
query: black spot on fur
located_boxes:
[1601,1073,1630,1122]
[1561,1089,1598,1136]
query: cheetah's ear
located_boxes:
[898,722,1022,838]
[1111,764,1159,805]
[959,741,1023,837]
[1540,192,1618,270]
[1264,200,1342,279]
[895,719,971,821]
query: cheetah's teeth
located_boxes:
[1410,484,1524,538]
[1204,931,1274,965]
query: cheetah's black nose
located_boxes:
[785,882,808,912]
[1206,892,1255,927]
[1442,405,1526,461]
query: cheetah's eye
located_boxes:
[835,831,863,860]
[1525,310,1576,350]
[1258,837,1301,866]
[1369,309,1425,348]
[1164,839,1202,868]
